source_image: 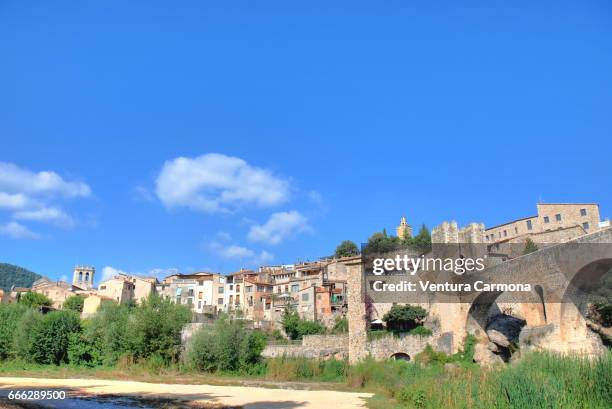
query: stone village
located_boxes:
[2,202,611,365]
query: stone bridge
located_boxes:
[346,227,612,363]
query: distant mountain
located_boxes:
[0,263,41,291]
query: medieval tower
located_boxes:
[72,265,95,290]
[396,216,413,239]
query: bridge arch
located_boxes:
[390,352,410,361]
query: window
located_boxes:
[229,285,233,291]
[100,285,107,290]
[302,293,309,301]
[544,216,550,223]
[291,284,299,292]
[188,289,194,297]
[503,230,507,237]
[583,222,590,230]
[218,297,224,305]
[515,227,518,234]
[236,285,240,291]
[187,298,193,305]
[527,220,532,230]
[198,301,202,309]
[176,296,181,304]
[555,214,561,222]
[198,280,204,286]
[218,287,224,294]
[198,291,203,299]
[580,208,587,216]
[246,286,252,293]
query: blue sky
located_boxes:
[1,1,611,283]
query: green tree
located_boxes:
[524,238,539,254]
[12,309,42,360]
[28,310,81,365]
[0,303,28,360]
[63,295,85,312]
[127,293,191,363]
[410,224,432,251]
[382,304,427,332]
[365,231,400,254]
[281,306,301,340]
[334,240,360,258]
[19,292,52,309]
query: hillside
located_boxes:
[0,263,41,291]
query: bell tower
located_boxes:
[73,265,95,290]
[396,216,413,240]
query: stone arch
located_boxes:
[390,352,410,361]
[559,258,612,345]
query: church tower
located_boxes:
[73,265,95,290]
[396,216,413,240]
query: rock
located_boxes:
[473,343,504,366]
[444,363,458,372]
[486,314,526,348]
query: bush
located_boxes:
[409,325,433,337]
[85,301,131,365]
[27,310,81,365]
[127,294,191,364]
[0,304,28,360]
[281,306,326,340]
[63,295,85,312]
[383,304,427,332]
[332,317,348,334]
[18,292,52,309]
[12,308,42,360]
[185,316,267,373]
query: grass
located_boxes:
[1,350,611,408]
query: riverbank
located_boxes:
[0,377,372,409]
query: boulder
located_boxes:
[473,343,504,366]
[486,314,526,348]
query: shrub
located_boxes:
[409,326,432,337]
[27,310,81,365]
[18,292,52,309]
[63,295,85,313]
[382,304,427,332]
[12,308,42,360]
[85,301,131,365]
[185,317,267,373]
[0,304,28,360]
[281,306,325,340]
[332,317,348,334]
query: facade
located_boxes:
[485,203,603,244]
[97,276,135,304]
[158,272,226,315]
[31,277,86,309]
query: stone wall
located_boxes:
[367,332,453,361]
[262,334,348,360]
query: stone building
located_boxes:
[484,203,604,244]
[158,272,226,315]
[97,276,135,304]
[72,265,95,290]
[31,277,86,309]
[396,216,413,240]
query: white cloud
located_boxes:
[155,153,290,213]
[148,267,179,280]
[13,207,74,227]
[0,222,40,240]
[0,192,34,209]
[0,162,92,236]
[216,231,232,242]
[210,242,274,266]
[0,162,91,198]
[248,210,309,245]
[100,266,129,281]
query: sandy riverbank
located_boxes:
[0,377,372,409]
